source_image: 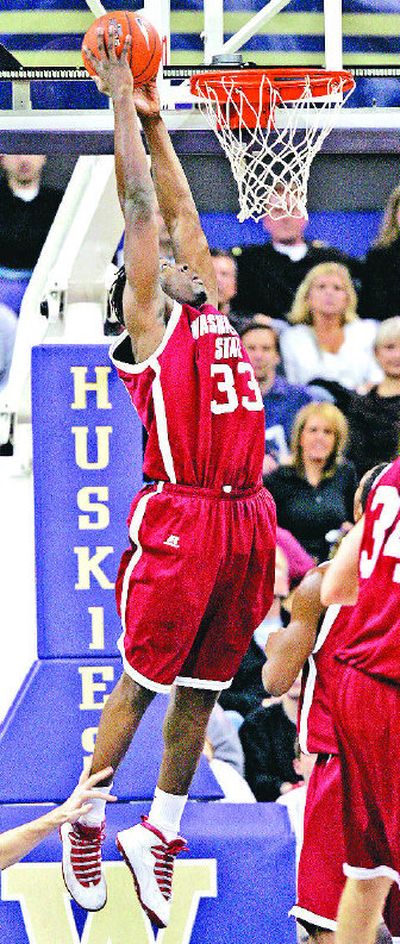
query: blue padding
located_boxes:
[0,801,296,944]
[0,271,30,316]
[0,664,223,803]
[201,210,382,257]
[32,344,143,659]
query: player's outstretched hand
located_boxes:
[57,767,117,825]
[133,79,161,120]
[83,25,133,98]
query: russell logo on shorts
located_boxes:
[163,534,180,549]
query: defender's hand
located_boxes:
[83,25,133,98]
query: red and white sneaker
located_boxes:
[61,820,107,911]
[116,816,188,928]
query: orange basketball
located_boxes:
[82,9,162,86]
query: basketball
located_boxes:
[82,10,162,86]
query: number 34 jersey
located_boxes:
[110,301,265,489]
[335,457,400,683]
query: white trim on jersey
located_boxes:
[298,603,341,755]
[344,862,400,888]
[109,301,182,374]
[150,357,176,483]
[290,905,337,932]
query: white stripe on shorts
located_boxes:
[290,905,337,932]
[117,483,167,691]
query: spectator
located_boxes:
[210,248,243,329]
[234,193,361,320]
[276,527,315,590]
[264,402,357,562]
[0,302,17,390]
[358,183,400,321]
[203,703,256,802]
[280,262,381,390]
[240,318,328,473]
[219,546,290,724]
[346,317,400,478]
[0,155,62,314]
[239,676,303,802]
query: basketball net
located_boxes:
[191,70,355,222]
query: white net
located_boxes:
[191,71,355,222]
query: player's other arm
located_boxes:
[84,28,165,361]
[262,566,327,696]
[321,517,364,607]
[141,110,218,307]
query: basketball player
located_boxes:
[61,26,276,926]
[321,458,400,944]
[263,464,392,944]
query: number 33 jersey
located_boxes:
[110,302,265,489]
[335,457,400,682]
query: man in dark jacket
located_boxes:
[234,210,362,320]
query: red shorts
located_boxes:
[291,753,345,932]
[332,663,400,888]
[115,481,276,692]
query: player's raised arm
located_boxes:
[83,27,165,361]
[262,565,327,696]
[138,97,218,308]
[320,517,364,607]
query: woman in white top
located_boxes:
[280,262,382,391]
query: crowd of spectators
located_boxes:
[2,160,400,828]
[206,182,400,810]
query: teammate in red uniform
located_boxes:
[61,26,276,925]
[322,458,400,944]
[263,464,393,944]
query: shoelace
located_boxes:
[141,816,188,901]
[69,822,105,887]
[151,837,188,901]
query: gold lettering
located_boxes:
[164,860,217,942]
[79,666,114,710]
[74,547,114,590]
[2,860,217,944]
[88,606,105,649]
[70,366,112,410]
[82,726,98,769]
[78,487,110,530]
[71,427,112,470]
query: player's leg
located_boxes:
[116,685,219,928]
[61,672,155,911]
[89,671,155,779]
[157,684,219,793]
[336,877,393,944]
[308,931,333,944]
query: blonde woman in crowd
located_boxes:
[264,402,357,562]
[280,262,381,390]
[359,183,400,320]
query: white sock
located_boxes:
[147,787,188,841]
[79,783,113,827]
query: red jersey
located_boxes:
[110,302,265,488]
[336,458,400,683]
[298,603,352,755]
